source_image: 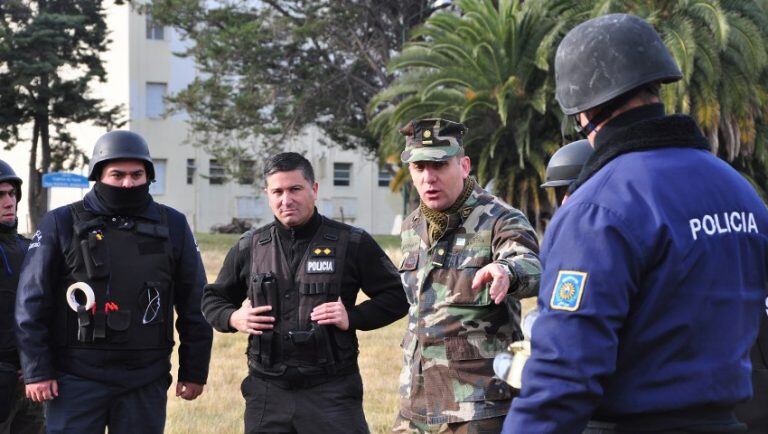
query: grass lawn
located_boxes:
[166,233,533,433]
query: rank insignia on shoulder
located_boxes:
[311,246,335,257]
[550,270,588,311]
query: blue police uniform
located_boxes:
[504,105,768,433]
[15,189,212,433]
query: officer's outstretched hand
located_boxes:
[229,299,275,335]
[311,297,349,331]
[26,379,58,402]
[176,381,204,401]
[471,263,511,305]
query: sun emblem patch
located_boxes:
[550,270,588,311]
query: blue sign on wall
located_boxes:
[42,172,90,189]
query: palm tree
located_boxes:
[369,0,580,229]
[584,0,768,199]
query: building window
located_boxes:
[149,159,167,195]
[186,158,196,185]
[378,166,393,187]
[209,159,226,185]
[146,82,167,119]
[146,14,165,40]
[333,162,351,186]
[238,160,255,185]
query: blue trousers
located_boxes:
[45,373,170,434]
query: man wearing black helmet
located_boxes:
[504,13,768,434]
[539,139,593,205]
[15,131,213,433]
[0,160,44,434]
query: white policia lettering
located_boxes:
[307,259,334,273]
[689,211,759,240]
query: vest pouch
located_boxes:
[80,233,109,280]
[106,309,131,344]
[298,282,334,331]
[136,281,174,347]
[107,310,131,331]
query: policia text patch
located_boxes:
[306,258,335,274]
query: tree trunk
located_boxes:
[28,73,51,231]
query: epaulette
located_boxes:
[238,222,274,251]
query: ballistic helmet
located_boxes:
[541,140,593,188]
[0,159,22,201]
[555,13,682,115]
[88,130,155,181]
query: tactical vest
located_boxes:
[0,234,28,365]
[53,201,175,351]
[245,217,361,376]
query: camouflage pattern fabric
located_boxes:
[392,413,505,434]
[400,118,467,163]
[397,185,541,425]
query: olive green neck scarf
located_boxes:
[420,177,475,244]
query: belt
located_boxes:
[249,366,356,390]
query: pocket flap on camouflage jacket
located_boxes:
[445,335,506,360]
[456,249,491,269]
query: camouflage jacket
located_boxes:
[398,185,541,424]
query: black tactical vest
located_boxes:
[0,233,28,366]
[245,217,361,376]
[53,201,175,351]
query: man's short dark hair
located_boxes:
[263,152,315,186]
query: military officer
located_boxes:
[0,160,43,433]
[202,152,408,434]
[504,14,768,433]
[393,118,541,433]
[15,131,213,433]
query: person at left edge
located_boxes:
[0,159,44,434]
[14,130,213,434]
[202,152,409,434]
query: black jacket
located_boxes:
[14,190,212,388]
[202,210,408,369]
[0,228,28,368]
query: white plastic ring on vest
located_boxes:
[66,282,96,312]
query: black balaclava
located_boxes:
[93,182,152,216]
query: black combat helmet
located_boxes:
[555,13,682,115]
[0,159,23,201]
[541,140,593,188]
[88,130,155,181]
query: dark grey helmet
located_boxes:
[0,159,22,201]
[541,140,593,188]
[88,130,155,181]
[555,13,682,115]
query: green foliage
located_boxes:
[0,0,122,228]
[369,0,580,228]
[141,0,437,181]
[371,0,768,228]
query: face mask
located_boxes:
[93,182,152,215]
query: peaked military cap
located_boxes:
[399,118,467,163]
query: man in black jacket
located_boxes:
[0,160,43,434]
[15,131,212,434]
[202,152,408,434]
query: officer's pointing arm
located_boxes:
[490,209,541,299]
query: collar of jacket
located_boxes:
[274,207,322,242]
[83,189,161,222]
[413,183,491,244]
[569,103,710,194]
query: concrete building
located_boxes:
[5,5,402,235]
